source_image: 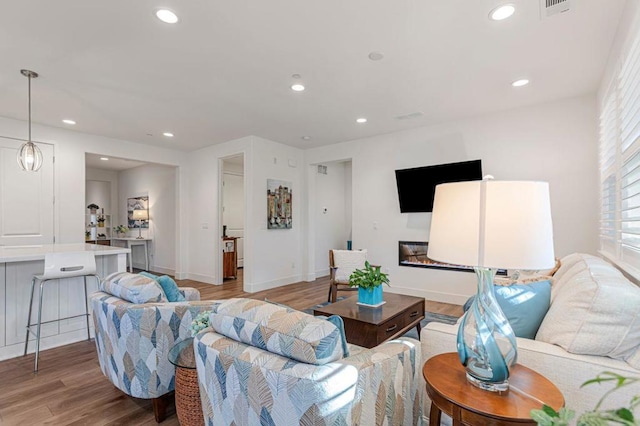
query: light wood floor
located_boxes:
[0,270,462,425]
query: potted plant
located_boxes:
[85,231,90,240]
[531,372,639,425]
[349,261,390,306]
[115,225,128,236]
[87,203,99,214]
[97,216,106,228]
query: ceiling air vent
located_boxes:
[317,165,327,175]
[540,0,571,19]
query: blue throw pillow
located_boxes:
[324,315,350,358]
[463,280,551,339]
[139,271,186,302]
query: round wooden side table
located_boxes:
[423,353,564,426]
[168,338,204,426]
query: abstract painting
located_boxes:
[127,196,149,228]
[267,179,292,229]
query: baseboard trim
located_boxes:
[245,274,303,293]
[315,268,329,278]
[384,285,469,306]
[148,265,175,276]
[186,273,218,285]
[2,328,95,362]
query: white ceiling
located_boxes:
[85,153,147,171]
[0,0,626,151]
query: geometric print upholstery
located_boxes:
[210,298,345,365]
[90,289,220,399]
[194,330,422,425]
[100,271,168,304]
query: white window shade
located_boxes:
[599,22,640,274]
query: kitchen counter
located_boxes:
[0,243,130,361]
[0,243,129,263]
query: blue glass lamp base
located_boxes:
[466,373,509,392]
[457,267,517,393]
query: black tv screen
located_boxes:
[395,159,482,213]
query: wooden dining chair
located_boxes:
[328,249,368,303]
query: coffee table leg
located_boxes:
[416,322,422,339]
[429,402,441,426]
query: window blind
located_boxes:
[599,24,640,273]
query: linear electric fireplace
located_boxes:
[398,241,506,274]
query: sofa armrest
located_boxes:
[178,287,200,301]
[339,337,422,425]
[421,322,640,417]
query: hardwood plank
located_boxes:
[0,270,462,424]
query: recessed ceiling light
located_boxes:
[291,84,305,92]
[301,136,311,140]
[62,119,76,125]
[489,4,515,21]
[100,157,109,161]
[156,9,179,24]
[368,52,384,61]
[356,118,367,124]
[163,132,174,137]
[512,79,530,87]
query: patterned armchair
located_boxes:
[90,273,220,422]
[194,298,422,425]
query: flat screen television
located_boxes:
[395,159,482,213]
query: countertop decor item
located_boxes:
[428,176,555,392]
[17,69,43,172]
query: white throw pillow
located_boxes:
[333,249,367,283]
[536,253,640,369]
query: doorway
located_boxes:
[312,160,352,278]
[220,154,245,285]
[85,153,178,275]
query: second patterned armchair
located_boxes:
[194,298,422,425]
[90,272,220,422]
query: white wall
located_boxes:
[305,94,599,304]
[313,162,349,275]
[118,164,177,274]
[186,135,304,291]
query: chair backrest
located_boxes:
[330,249,367,282]
[41,252,97,279]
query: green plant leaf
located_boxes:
[615,408,634,421]
[542,405,560,418]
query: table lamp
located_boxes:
[428,177,554,392]
[132,209,149,239]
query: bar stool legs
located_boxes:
[24,274,99,372]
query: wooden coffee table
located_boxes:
[423,353,564,425]
[313,293,425,348]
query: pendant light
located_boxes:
[17,69,43,172]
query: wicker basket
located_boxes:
[175,367,204,426]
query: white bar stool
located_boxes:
[24,251,100,372]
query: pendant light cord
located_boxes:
[28,73,32,143]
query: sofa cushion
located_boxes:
[100,271,168,304]
[139,271,186,302]
[209,298,345,365]
[536,253,640,369]
[333,249,367,283]
[463,280,551,339]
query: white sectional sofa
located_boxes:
[421,253,640,420]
